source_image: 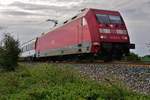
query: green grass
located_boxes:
[141,56,150,62]
[0,63,149,100]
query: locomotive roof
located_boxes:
[40,8,120,37]
[40,8,89,36]
[51,8,119,27]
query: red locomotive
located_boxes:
[21,8,135,61]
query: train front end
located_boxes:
[91,9,135,60]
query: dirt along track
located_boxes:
[55,61,150,95]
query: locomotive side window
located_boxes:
[96,14,110,24]
[109,15,123,24]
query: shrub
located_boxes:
[141,55,150,61]
[0,33,21,71]
[124,52,141,61]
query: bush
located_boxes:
[0,33,21,71]
[141,55,150,61]
[124,52,141,61]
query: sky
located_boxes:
[0,0,150,56]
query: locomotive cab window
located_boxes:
[109,15,123,24]
[96,14,123,24]
[96,14,110,24]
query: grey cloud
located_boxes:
[121,8,150,21]
[7,1,80,19]
[0,9,46,16]
[9,1,59,10]
[56,0,79,1]
[9,1,80,11]
[118,1,150,19]
[0,26,3,30]
[147,1,150,5]
[54,0,83,4]
[0,26,6,30]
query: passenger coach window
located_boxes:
[109,15,122,24]
[96,14,110,24]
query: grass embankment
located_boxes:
[0,63,149,100]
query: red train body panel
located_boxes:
[36,9,92,57]
[21,8,135,60]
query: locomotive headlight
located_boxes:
[100,36,104,39]
[93,42,100,46]
[100,35,107,39]
[99,28,111,33]
[121,36,128,40]
[124,36,128,40]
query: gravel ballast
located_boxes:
[72,64,150,94]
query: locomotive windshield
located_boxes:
[96,14,110,24]
[96,14,123,24]
[109,15,122,24]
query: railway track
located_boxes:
[21,60,150,67]
[45,61,150,67]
